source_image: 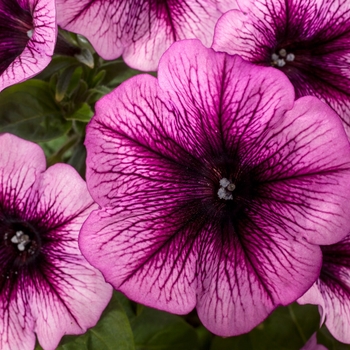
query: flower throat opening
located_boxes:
[3,220,41,259]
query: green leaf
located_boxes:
[74,80,90,104]
[39,134,70,159]
[85,86,111,104]
[99,60,145,88]
[210,303,320,350]
[66,102,94,122]
[36,55,79,81]
[75,48,94,69]
[196,325,213,350]
[55,65,80,102]
[132,307,198,350]
[0,80,71,142]
[36,292,135,350]
[92,70,106,87]
[66,67,84,98]
[67,140,87,179]
[115,294,199,350]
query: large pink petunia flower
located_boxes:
[299,234,350,344]
[81,40,350,336]
[0,133,112,350]
[56,0,235,71]
[212,0,350,137]
[0,0,57,92]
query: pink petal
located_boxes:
[0,0,57,91]
[57,0,236,71]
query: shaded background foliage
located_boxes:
[5,30,347,349]
[34,292,339,350]
[35,291,343,349]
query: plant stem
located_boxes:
[288,304,307,344]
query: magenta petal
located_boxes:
[82,76,198,312]
[80,208,197,314]
[82,40,350,336]
[213,10,261,62]
[0,0,57,91]
[0,134,112,350]
[158,40,295,139]
[299,235,350,344]
[0,133,46,207]
[196,226,321,336]
[301,333,327,350]
[56,0,235,71]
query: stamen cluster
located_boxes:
[271,49,295,67]
[217,177,236,200]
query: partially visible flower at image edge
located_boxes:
[212,0,350,137]
[56,0,236,71]
[299,234,350,344]
[0,0,57,92]
[0,133,112,350]
[80,39,350,336]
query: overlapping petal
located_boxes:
[0,134,112,350]
[82,40,350,336]
[301,333,327,350]
[56,0,235,71]
[298,234,350,344]
[213,0,350,136]
[0,0,57,92]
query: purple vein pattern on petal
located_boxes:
[56,0,236,71]
[299,234,350,344]
[0,134,112,350]
[0,0,57,92]
[213,0,350,137]
[82,40,350,336]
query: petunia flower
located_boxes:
[298,234,350,344]
[0,0,57,92]
[0,133,112,350]
[212,0,350,137]
[80,39,350,336]
[56,0,235,71]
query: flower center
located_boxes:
[8,230,35,254]
[217,177,236,200]
[3,221,41,259]
[271,49,295,67]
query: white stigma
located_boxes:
[277,59,286,67]
[218,177,236,200]
[271,53,279,61]
[11,230,30,251]
[219,178,230,188]
[27,29,33,39]
[286,53,295,61]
